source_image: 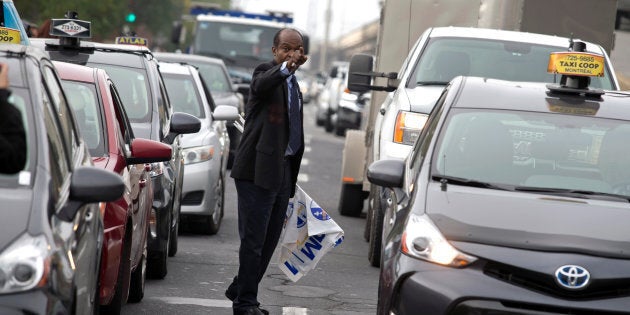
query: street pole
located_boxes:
[319,0,332,72]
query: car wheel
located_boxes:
[100,235,132,315]
[148,215,170,279]
[364,188,376,242]
[127,235,147,303]
[368,188,384,267]
[338,183,365,217]
[206,174,224,235]
[168,193,181,257]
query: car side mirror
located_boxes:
[165,112,201,144]
[127,138,173,165]
[213,105,240,121]
[58,166,125,222]
[366,159,405,188]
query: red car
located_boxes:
[54,61,172,313]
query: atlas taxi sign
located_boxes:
[115,36,148,46]
[547,51,605,77]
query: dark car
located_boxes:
[31,17,200,279]
[367,49,630,314]
[0,44,124,314]
[55,61,173,312]
[153,52,244,168]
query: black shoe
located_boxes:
[233,307,268,315]
[225,277,237,301]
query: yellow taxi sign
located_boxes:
[547,52,605,77]
[0,27,21,44]
[115,36,148,46]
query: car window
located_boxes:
[91,63,151,123]
[163,74,205,118]
[157,76,171,140]
[196,63,232,93]
[410,87,449,172]
[0,88,32,187]
[61,81,106,157]
[43,66,79,158]
[43,90,70,208]
[110,82,134,148]
[433,108,630,197]
[410,37,614,90]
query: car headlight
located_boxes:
[182,145,215,164]
[0,233,50,294]
[394,111,428,145]
[401,214,476,267]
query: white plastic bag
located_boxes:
[278,185,344,282]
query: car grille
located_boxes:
[484,261,630,300]
[182,191,204,205]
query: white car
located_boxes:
[159,62,239,234]
[348,26,620,266]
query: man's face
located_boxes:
[272,30,303,65]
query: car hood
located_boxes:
[180,123,212,148]
[403,85,447,113]
[0,189,33,250]
[424,182,630,259]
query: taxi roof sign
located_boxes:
[0,27,21,44]
[49,19,91,38]
[115,36,148,46]
[547,52,605,77]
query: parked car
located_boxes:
[0,44,124,314]
[335,82,370,136]
[367,49,630,314]
[315,62,348,132]
[54,61,173,312]
[347,26,621,267]
[32,17,201,279]
[153,52,244,169]
[158,61,239,234]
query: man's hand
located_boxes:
[288,48,308,73]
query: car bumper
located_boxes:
[0,290,69,314]
[181,160,220,216]
[384,254,630,314]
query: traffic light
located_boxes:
[125,12,136,23]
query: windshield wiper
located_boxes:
[416,81,449,86]
[432,175,510,192]
[514,186,630,202]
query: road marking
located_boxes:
[301,158,309,166]
[304,146,312,153]
[156,296,309,314]
[283,307,308,315]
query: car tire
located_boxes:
[148,215,170,279]
[368,188,384,267]
[206,175,224,235]
[335,122,346,137]
[168,191,181,257]
[100,235,132,315]
[363,187,377,242]
[338,183,365,217]
[127,236,147,303]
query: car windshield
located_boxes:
[61,81,106,157]
[0,88,33,187]
[410,37,615,90]
[433,108,630,198]
[162,73,205,118]
[89,63,151,123]
[194,21,280,62]
[195,63,232,93]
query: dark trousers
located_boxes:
[232,161,291,311]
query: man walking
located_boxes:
[227,28,308,315]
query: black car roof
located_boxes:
[453,76,630,120]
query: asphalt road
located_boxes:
[121,102,379,315]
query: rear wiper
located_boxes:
[514,186,630,202]
[432,175,510,192]
[416,81,449,86]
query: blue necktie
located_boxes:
[288,75,302,155]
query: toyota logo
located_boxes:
[555,265,590,290]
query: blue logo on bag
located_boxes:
[310,202,330,221]
[296,202,307,228]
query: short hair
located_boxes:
[272,28,304,48]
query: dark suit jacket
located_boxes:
[230,61,304,197]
